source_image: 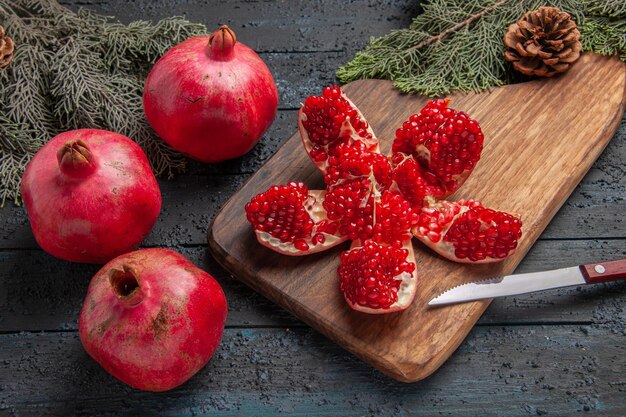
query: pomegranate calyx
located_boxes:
[208,25,237,58]
[57,139,97,178]
[109,265,145,306]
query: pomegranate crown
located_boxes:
[208,25,237,58]
[57,139,97,178]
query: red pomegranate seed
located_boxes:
[325,151,391,188]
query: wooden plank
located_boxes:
[2,162,624,250]
[0,246,294,332]
[60,0,419,52]
[0,175,247,250]
[0,88,623,248]
[1,326,624,416]
[1,240,624,333]
[209,54,626,382]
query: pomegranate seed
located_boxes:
[294,240,309,251]
[325,151,391,188]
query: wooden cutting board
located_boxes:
[208,53,625,382]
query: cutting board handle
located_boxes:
[579,259,626,284]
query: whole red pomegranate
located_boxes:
[79,248,228,392]
[143,25,278,163]
[20,129,161,264]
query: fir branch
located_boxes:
[0,0,207,206]
[0,150,31,206]
[338,0,625,97]
[411,0,511,51]
[581,0,626,18]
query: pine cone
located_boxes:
[504,6,582,77]
[0,25,15,69]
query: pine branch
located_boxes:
[338,0,625,97]
[581,0,626,18]
[411,0,511,51]
[0,0,207,206]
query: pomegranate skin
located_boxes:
[79,248,228,392]
[20,129,161,264]
[143,27,278,163]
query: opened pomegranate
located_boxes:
[20,129,161,264]
[413,198,522,263]
[79,248,227,392]
[245,85,523,314]
[143,25,278,163]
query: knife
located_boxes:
[428,258,626,306]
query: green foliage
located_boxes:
[0,0,207,206]
[337,0,625,96]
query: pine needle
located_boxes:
[338,0,625,96]
[0,0,207,206]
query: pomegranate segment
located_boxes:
[245,182,346,255]
[339,240,417,314]
[390,154,444,209]
[323,177,377,241]
[298,85,379,175]
[391,99,484,206]
[413,199,523,263]
[372,192,420,245]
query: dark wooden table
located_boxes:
[1,1,625,415]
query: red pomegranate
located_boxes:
[79,248,228,392]
[20,129,161,264]
[143,25,278,163]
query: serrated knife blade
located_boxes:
[428,258,626,307]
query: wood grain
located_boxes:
[208,53,626,382]
[3,326,625,416]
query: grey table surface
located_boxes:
[1,1,625,416]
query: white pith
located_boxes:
[256,230,345,256]
[413,144,431,164]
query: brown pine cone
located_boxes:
[0,25,15,69]
[504,6,582,77]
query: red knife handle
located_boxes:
[579,259,626,284]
